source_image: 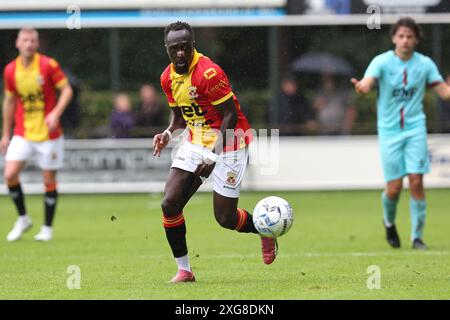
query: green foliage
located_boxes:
[78,90,137,126]
[1,24,449,137]
[69,89,140,138]
[2,24,450,91]
[235,89,271,128]
[0,87,444,138]
[352,91,378,134]
[78,90,113,128]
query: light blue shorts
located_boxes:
[379,125,430,182]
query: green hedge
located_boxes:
[0,88,443,138]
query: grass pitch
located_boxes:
[0,190,449,300]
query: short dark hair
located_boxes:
[391,17,422,40]
[164,21,194,42]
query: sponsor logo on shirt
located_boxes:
[392,87,417,100]
[203,67,217,80]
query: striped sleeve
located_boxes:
[426,57,443,87]
[3,64,16,97]
[49,58,68,89]
[160,67,177,107]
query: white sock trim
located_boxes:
[175,254,191,272]
[41,225,52,232]
[384,219,393,228]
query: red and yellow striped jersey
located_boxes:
[160,50,252,151]
[3,53,68,142]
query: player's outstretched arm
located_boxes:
[432,82,450,101]
[153,107,185,157]
[1,94,15,154]
[351,77,376,94]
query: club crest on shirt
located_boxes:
[188,86,198,100]
[226,171,237,186]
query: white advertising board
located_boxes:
[1,134,449,194]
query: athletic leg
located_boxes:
[34,137,64,241]
[383,178,403,226]
[213,191,277,265]
[409,174,427,249]
[213,191,257,233]
[404,127,429,249]
[382,178,402,248]
[42,170,58,227]
[212,147,276,264]
[4,160,27,217]
[31,170,58,241]
[162,168,202,282]
[379,132,405,248]
[4,160,32,242]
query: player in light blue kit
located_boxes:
[351,17,450,249]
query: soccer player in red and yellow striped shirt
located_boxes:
[1,28,73,242]
[153,22,277,283]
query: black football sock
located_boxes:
[235,208,258,234]
[44,189,58,227]
[8,183,27,216]
[163,212,188,258]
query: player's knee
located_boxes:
[387,188,401,199]
[4,171,19,185]
[43,175,56,185]
[214,212,235,230]
[387,184,402,198]
[410,179,421,190]
[409,178,423,194]
[161,196,180,216]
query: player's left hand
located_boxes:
[351,77,370,94]
[45,111,60,132]
[194,159,216,178]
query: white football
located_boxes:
[252,196,294,238]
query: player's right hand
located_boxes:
[0,136,10,155]
[153,132,170,157]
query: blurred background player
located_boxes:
[1,28,73,242]
[153,21,276,283]
[351,17,450,250]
